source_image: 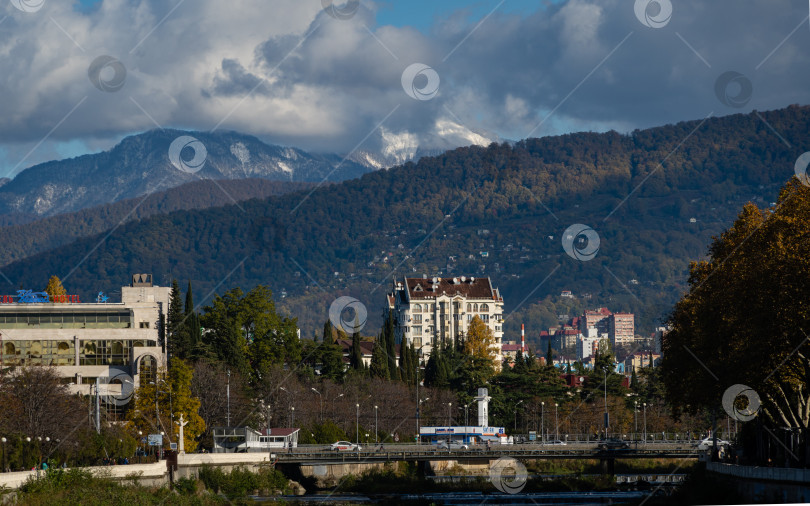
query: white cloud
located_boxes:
[0,0,808,176]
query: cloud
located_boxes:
[0,0,808,176]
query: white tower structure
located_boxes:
[475,388,491,427]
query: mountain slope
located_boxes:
[2,105,807,340]
[0,129,370,218]
[0,178,313,269]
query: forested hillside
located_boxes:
[0,178,313,268]
[2,106,807,341]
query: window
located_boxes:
[413,314,422,324]
[413,327,422,336]
[466,303,472,312]
[139,322,150,329]
[412,304,421,313]
[467,314,473,322]
[480,304,489,312]
[481,314,490,322]
[473,304,478,312]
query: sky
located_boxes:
[0,0,809,177]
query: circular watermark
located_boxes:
[10,0,44,12]
[250,215,288,253]
[714,71,752,108]
[88,55,126,93]
[634,0,672,28]
[722,384,761,422]
[321,0,359,20]
[401,63,440,101]
[169,136,208,174]
[329,296,367,335]
[562,224,600,261]
[97,370,135,407]
[489,456,528,494]
[794,152,810,186]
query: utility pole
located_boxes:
[226,370,231,427]
[603,369,609,438]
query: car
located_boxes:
[544,440,567,446]
[597,438,630,450]
[330,441,361,451]
[436,440,469,450]
[696,437,729,450]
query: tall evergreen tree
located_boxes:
[369,333,389,379]
[398,338,411,383]
[349,329,363,370]
[546,340,553,365]
[319,321,344,382]
[184,282,205,360]
[384,312,399,381]
[167,279,186,362]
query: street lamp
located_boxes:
[1,437,6,473]
[603,369,609,439]
[555,403,559,441]
[447,402,452,426]
[541,402,545,443]
[634,401,638,439]
[643,402,647,444]
[226,370,231,427]
[464,404,469,426]
[374,405,379,443]
[311,388,323,422]
[514,400,524,431]
[356,403,360,444]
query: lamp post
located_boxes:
[555,403,559,441]
[1,437,5,473]
[226,370,231,427]
[290,406,295,428]
[414,344,427,443]
[374,405,379,443]
[514,400,524,431]
[541,402,545,443]
[643,402,648,444]
[355,403,360,444]
[464,404,469,426]
[447,402,452,426]
[25,437,31,469]
[634,401,638,440]
[311,388,323,422]
[603,369,609,439]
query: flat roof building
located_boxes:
[0,275,170,412]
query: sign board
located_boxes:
[147,434,163,447]
[170,443,177,451]
[529,431,537,441]
[1,291,81,304]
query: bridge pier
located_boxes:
[600,457,615,476]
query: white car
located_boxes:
[330,441,361,451]
[696,437,729,450]
[436,441,469,450]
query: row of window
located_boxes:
[410,303,493,313]
[1,339,157,366]
[0,312,134,329]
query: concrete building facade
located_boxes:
[388,276,503,364]
[0,274,170,405]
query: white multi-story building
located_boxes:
[0,274,170,407]
[388,276,504,364]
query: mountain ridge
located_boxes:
[1,105,807,340]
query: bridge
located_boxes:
[272,443,699,464]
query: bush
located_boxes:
[198,465,289,499]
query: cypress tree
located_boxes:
[370,333,389,379]
[546,339,553,366]
[167,279,184,362]
[319,322,344,382]
[384,312,399,381]
[350,325,363,370]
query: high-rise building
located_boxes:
[609,312,635,348]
